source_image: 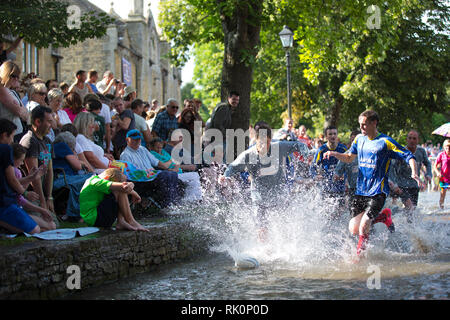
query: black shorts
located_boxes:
[398,187,419,207]
[94,193,119,228]
[350,193,386,220]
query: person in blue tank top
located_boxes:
[310,126,348,212]
[324,110,420,260]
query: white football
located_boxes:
[234,256,260,269]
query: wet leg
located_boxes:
[439,188,446,209]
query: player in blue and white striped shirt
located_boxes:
[324,110,420,260]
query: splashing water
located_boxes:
[171,179,450,279]
[69,185,449,300]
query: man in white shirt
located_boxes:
[120,130,160,170]
[119,129,182,208]
[151,99,159,111]
[96,71,117,96]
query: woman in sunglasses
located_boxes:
[0,61,28,140]
[26,82,48,112]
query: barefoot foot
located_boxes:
[130,220,149,232]
[116,219,137,231]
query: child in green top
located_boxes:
[79,168,148,232]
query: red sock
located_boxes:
[357,234,369,255]
[374,208,387,223]
[374,208,393,228]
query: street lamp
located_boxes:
[279,25,294,119]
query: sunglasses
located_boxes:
[10,74,19,80]
[170,105,179,109]
[129,134,141,139]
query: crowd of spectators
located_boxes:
[0,52,447,234]
[0,57,208,233]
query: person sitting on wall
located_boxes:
[19,106,56,214]
[11,143,57,231]
[120,130,183,208]
[149,137,202,202]
[79,168,148,231]
[0,119,41,235]
[73,112,112,174]
[52,130,94,222]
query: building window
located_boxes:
[22,43,39,74]
[34,47,39,75]
[22,42,26,72]
[27,43,31,74]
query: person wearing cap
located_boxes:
[123,86,137,109]
[120,130,182,208]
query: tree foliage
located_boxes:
[181,82,195,101]
[161,0,449,139]
[191,42,224,110]
[159,0,223,66]
[331,0,450,140]
[0,0,115,48]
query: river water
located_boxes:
[68,189,449,300]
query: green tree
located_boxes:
[291,0,449,134]
[336,0,450,141]
[181,82,195,101]
[191,42,223,111]
[160,0,267,131]
[161,0,449,138]
[0,0,115,48]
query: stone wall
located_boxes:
[0,223,209,299]
[59,36,112,84]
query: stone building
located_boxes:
[9,0,181,104]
